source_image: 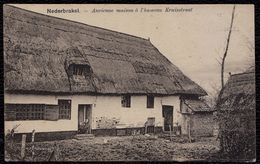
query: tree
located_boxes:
[221,5,236,89]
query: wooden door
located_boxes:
[78,105,92,134]
[162,105,173,131]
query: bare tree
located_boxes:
[207,82,222,108]
[215,6,236,143]
[221,5,236,88]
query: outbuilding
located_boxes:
[217,67,255,160]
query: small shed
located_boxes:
[181,99,215,137]
[217,68,255,160]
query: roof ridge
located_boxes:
[4,4,150,42]
[230,71,255,77]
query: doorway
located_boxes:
[162,105,173,131]
[78,104,92,134]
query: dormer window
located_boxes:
[69,64,91,76]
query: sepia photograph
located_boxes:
[3,4,255,162]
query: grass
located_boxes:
[5,135,220,162]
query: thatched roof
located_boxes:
[4,5,207,96]
[217,69,255,112]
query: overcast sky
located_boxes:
[10,4,254,96]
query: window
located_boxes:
[147,95,154,108]
[5,101,71,121]
[58,100,71,119]
[70,64,91,76]
[5,104,45,121]
[121,95,131,108]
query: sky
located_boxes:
[9,4,254,97]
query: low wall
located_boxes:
[8,127,164,142]
[8,131,78,142]
[190,113,214,137]
[92,126,163,136]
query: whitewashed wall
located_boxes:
[5,93,181,133]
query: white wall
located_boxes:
[5,93,181,133]
[92,95,165,128]
[5,94,96,133]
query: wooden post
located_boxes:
[131,129,135,141]
[49,142,58,161]
[56,143,60,160]
[31,130,35,161]
[188,120,191,143]
[144,121,148,134]
[21,134,26,160]
[169,125,172,141]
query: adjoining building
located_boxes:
[217,67,255,160]
[4,5,214,141]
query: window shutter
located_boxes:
[45,105,59,121]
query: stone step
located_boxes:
[74,134,95,140]
[76,133,94,137]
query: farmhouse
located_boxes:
[217,67,255,160]
[4,5,213,140]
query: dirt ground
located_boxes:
[5,135,220,162]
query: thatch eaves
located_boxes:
[184,99,213,112]
[4,5,207,96]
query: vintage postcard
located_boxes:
[3,4,255,162]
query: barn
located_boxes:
[4,5,213,141]
[217,67,255,160]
